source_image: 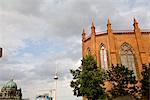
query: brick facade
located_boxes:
[82,18,150,80]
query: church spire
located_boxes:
[91,18,95,28]
[91,18,95,33]
[134,18,138,24]
[133,18,139,30]
[82,27,86,42]
[107,17,112,31]
[107,17,111,25]
[90,18,96,56]
[82,27,85,34]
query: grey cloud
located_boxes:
[0,65,27,84]
[28,60,72,81]
[0,37,81,85]
[0,0,44,16]
[1,0,149,43]
[22,42,81,82]
[0,0,149,84]
[0,0,149,99]
[0,57,21,65]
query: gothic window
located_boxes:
[120,43,137,76]
[100,44,108,70]
[87,47,91,55]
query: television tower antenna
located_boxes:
[54,63,58,100]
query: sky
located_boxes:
[0,0,149,100]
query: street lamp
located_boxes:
[54,72,58,100]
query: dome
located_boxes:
[3,79,17,89]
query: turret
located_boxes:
[91,19,95,34]
[90,19,96,56]
[82,27,86,42]
[107,18,117,65]
[133,18,140,30]
[133,18,146,79]
[133,18,142,48]
[107,17,112,32]
[82,27,86,57]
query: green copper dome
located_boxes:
[3,79,17,88]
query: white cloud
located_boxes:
[0,0,149,99]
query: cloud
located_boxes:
[0,0,149,99]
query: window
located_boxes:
[87,47,91,55]
[120,43,137,76]
[100,44,108,70]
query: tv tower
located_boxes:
[54,70,58,100]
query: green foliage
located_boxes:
[70,54,105,100]
[106,64,136,98]
[70,68,82,97]
[70,55,142,99]
[141,64,150,99]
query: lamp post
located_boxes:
[54,72,58,100]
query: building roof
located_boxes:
[3,79,17,89]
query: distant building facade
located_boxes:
[82,18,150,79]
[0,79,22,100]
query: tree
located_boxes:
[140,64,150,100]
[106,64,136,98]
[70,54,105,100]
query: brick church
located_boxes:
[82,18,150,79]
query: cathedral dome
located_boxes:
[3,79,17,89]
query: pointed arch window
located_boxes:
[87,47,91,55]
[120,43,137,76]
[100,44,108,70]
